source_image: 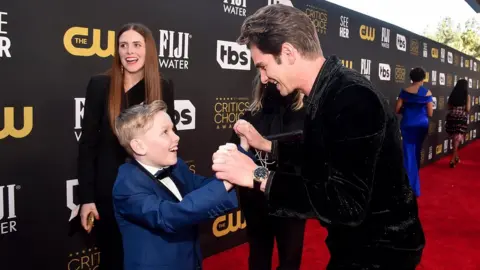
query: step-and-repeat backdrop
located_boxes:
[1,0,479,269]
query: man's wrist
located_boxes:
[260,179,267,192]
[262,139,272,153]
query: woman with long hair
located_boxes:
[230,74,306,270]
[395,67,433,197]
[445,79,470,168]
[77,23,175,269]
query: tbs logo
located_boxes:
[216,40,251,70]
[396,34,406,52]
[174,100,195,130]
[378,63,391,81]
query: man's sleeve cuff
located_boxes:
[264,171,275,199]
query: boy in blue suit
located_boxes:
[112,100,238,270]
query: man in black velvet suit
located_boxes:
[212,4,425,269]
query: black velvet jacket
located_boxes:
[265,56,425,268]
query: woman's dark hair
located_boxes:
[409,67,426,83]
[448,79,469,107]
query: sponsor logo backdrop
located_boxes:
[0,0,479,269]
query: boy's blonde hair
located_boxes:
[249,73,304,115]
[114,100,168,156]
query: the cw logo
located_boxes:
[0,107,33,139]
[63,27,115,57]
[424,72,429,83]
[359,25,375,41]
[212,210,246,237]
[341,60,353,69]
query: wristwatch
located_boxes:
[253,166,269,190]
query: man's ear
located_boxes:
[130,138,147,156]
[281,42,296,65]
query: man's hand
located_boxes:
[239,134,249,152]
[234,120,272,152]
[80,203,100,233]
[212,146,257,188]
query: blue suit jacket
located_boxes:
[112,158,238,270]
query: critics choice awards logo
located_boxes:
[214,97,250,129]
[63,27,115,58]
[223,0,246,17]
[0,184,19,235]
[395,65,405,83]
[447,74,453,87]
[305,5,327,35]
[409,38,419,56]
[1,106,33,140]
[0,11,12,58]
[158,29,191,70]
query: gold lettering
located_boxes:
[359,25,375,41]
[214,100,250,128]
[305,8,327,35]
[0,107,33,139]
[212,210,246,237]
[436,144,442,154]
[341,60,353,69]
[68,251,100,270]
[63,27,115,57]
[424,72,429,83]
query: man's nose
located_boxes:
[260,72,269,84]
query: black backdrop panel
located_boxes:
[0,0,479,269]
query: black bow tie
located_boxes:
[154,167,172,180]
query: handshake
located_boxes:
[211,120,272,189]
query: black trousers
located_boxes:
[95,201,124,270]
[240,187,306,270]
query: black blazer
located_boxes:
[230,84,305,212]
[77,74,175,204]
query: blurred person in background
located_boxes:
[445,79,470,168]
[395,67,433,197]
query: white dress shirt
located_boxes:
[137,161,183,201]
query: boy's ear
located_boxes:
[130,139,147,156]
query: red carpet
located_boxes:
[204,140,480,269]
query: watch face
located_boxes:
[254,167,268,179]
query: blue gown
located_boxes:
[398,86,432,197]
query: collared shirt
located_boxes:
[137,160,183,201]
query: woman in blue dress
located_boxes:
[395,67,434,197]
